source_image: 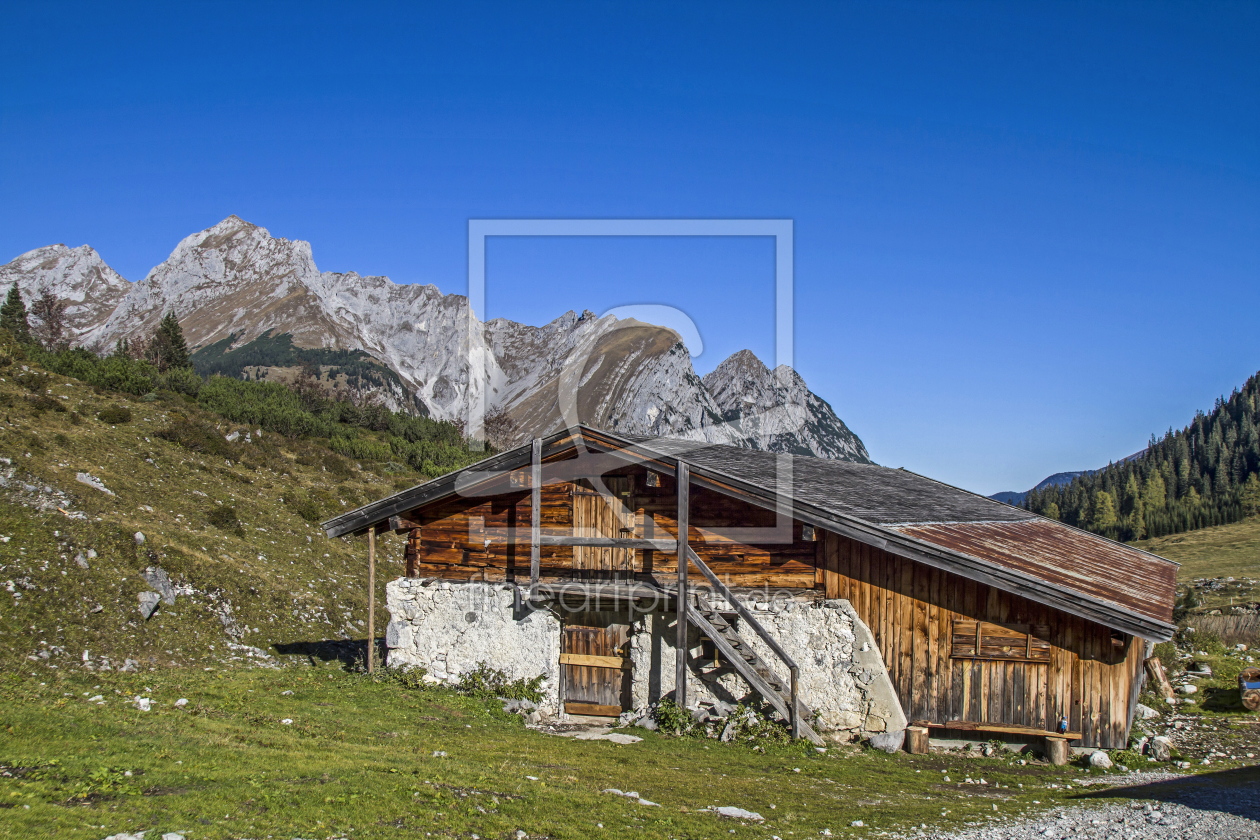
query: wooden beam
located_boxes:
[389,515,421,533]
[565,701,622,717]
[367,526,376,674]
[924,720,1083,740]
[538,535,677,551]
[559,653,632,669]
[675,460,689,708]
[530,437,541,599]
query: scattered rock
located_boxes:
[133,531,145,545]
[1177,684,1198,695]
[141,567,177,605]
[1089,750,1113,770]
[162,833,185,840]
[851,820,865,827]
[1135,703,1160,720]
[280,718,293,725]
[137,591,161,619]
[634,716,658,731]
[868,730,905,754]
[704,806,764,822]
[75,472,115,496]
[281,690,294,696]
[133,697,151,712]
[174,698,188,708]
[1150,735,1172,762]
[515,831,528,840]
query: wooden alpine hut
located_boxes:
[322,425,1177,751]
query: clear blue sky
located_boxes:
[2,1,1257,495]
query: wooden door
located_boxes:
[572,477,636,578]
[561,612,631,717]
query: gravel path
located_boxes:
[896,767,1260,840]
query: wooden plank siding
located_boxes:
[399,458,1140,749]
[816,529,1138,749]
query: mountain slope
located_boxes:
[0,363,411,674]
[0,244,130,342]
[1,216,870,460]
[702,350,870,462]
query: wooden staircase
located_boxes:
[681,547,824,746]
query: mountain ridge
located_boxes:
[1,216,871,462]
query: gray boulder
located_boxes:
[1134,703,1160,720]
[868,730,905,754]
[137,591,161,619]
[1149,735,1173,762]
[1089,750,1113,769]
[141,567,177,605]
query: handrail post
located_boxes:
[790,666,799,740]
[530,437,541,599]
[675,461,690,709]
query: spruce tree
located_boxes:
[0,283,32,345]
[150,312,190,372]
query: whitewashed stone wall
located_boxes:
[385,579,563,713]
[625,596,905,740]
[384,578,904,739]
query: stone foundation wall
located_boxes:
[385,578,563,713]
[384,578,904,740]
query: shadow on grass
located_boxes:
[1074,765,1260,821]
[272,637,386,671]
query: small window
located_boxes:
[801,524,816,541]
[951,619,1051,663]
[645,470,661,488]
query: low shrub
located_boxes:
[651,697,697,736]
[97,405,132,424]
[155,416,233,459]
[285,492,323,523]
[454,662,545,703]
[26,394,66,413]
[207,505,243,535]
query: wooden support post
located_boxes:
[1045,736,1070,766]
[367,526,376,674]
[1144,656,1175,701]
[907,725,930,755]
[675,461,689,708]
[530,437,541,599]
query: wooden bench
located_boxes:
[910,720,1081,764]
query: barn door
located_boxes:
[560,612,631,718]
[572,477,636,578]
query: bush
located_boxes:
[155,416,233,459]
[322,454,353,480]
[160,365,202,397]
[97,405,132,424]
[453,662,545,703]
[285,493,323,523]
[206,505,243,535]
[651,697,697,736]
[26,394,66,413]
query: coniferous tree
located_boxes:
[149,312,190,372]
[1024,370,1260,541]
[0,283,32,345]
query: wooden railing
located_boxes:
[683,545,802,740]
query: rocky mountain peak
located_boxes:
[0,217,871,462]
[0,242,130,341]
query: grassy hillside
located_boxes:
[1132,516,1260,611]
[0,361,423,674]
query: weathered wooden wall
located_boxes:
[399,456,1141,748]
[406,463,817,587]
[817,528,1142,749]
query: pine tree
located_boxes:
[0,283,32,345]
[149,312,190,372]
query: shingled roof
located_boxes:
[323,425,1178,641]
